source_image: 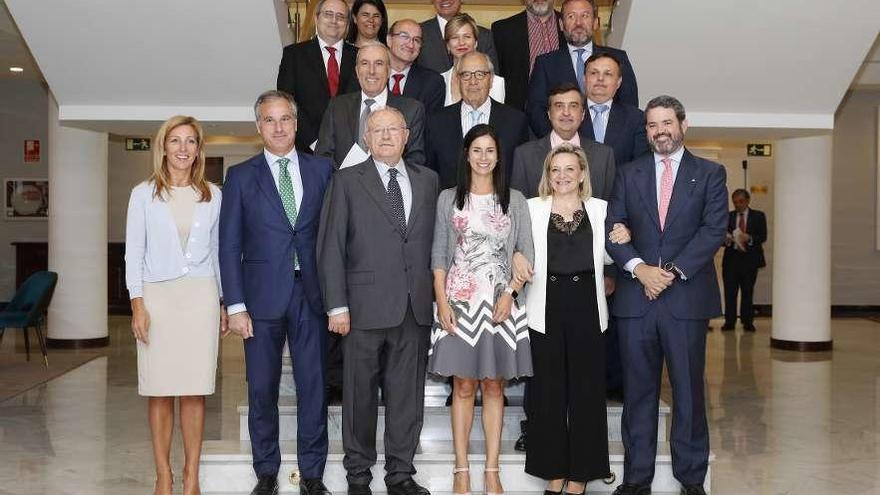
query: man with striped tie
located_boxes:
[605,96,727,495]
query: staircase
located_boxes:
[200,361,711,493]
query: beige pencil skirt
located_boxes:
[137,276,220,397]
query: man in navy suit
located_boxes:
[581,53,648,165]
[526,0,638,137]
[606,95,727,495]
[220,90,334,495]
[387,19,446,114]
[721,189,767,332]
[425,51,530,189]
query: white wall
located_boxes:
[0,79,49,300]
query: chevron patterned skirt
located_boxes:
[427,299,533,380]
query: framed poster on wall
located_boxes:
[4,178,48,220]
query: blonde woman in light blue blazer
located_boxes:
[523,143,626,494]
[124,115,225,495]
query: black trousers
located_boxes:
[525,272,610,482]
[341,302,430,486]
[723,261,759,326]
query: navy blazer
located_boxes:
[402,64,446,114]
[580,101,649,165]
[277,38,360,152]
[605,149,728,320]
[219,151,334,318]
[526,45,638,137]
[425,100,531,190]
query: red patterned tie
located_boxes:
[391,73,404,95]
[658,158,674,230]
[326,46,339,97]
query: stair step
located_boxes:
[199,440,711,493]
[237,397,669,443]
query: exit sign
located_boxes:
[747,144,772,157]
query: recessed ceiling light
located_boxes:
[9,67,24,73]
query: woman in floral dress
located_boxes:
[429,124,534,495]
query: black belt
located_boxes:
[548,270,593,282]
[294,270,302,279]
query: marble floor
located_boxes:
[1,316,879,494]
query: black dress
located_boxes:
[525,209,610,482]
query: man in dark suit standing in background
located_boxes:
[605,95,727,495]
[220,90,334,495]
[277,0,359,152]
[387,19,446,114]
[417,0,498,74]
[721,189,767,332]
[581,52,648,165]
[316,42,426,167]
[318,106,439,495]
[492,0,562,111]
[425,51,530,189]
[526,0,638,137]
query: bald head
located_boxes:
[387,19,423,69]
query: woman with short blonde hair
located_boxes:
[441,13,506,106]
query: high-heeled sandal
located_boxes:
[563,481,586,495]
[544,479,566,495]
[453,466,471,495]
[484,466,503,495]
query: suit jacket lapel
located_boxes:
[424,18,448,67]
[634,157,661,231]
[663,150,697,231]
[345,95,361,145]
[406,163,427,232]
[307,38,331,97]
[253,156,292,231]
[294,152,316,229]
[358,160,407,238]
[556,48,578,86]
[339,43,358,91]
[603,102,624,145]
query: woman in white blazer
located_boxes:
[523,143,624,494]
[124,115,225,495]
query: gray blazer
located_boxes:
[431,188,534,305]
[317,158,440,329]
[510,133,617,200]
[417,17,499,75]
[315,93,426,168]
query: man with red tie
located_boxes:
[387,19,445,114]
[721,189,767,332]
[278,0,360,152]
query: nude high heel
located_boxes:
[453,466,471,495]
[484,466,503,495]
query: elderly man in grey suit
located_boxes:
[511,82,615,200]
[316,42,426,167]
[318,106,439,495]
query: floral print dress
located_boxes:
[428,193,533,380]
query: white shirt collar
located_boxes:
[653,146,685,166]
[391,65,412,78]
[317,35,344,54]
[586,97,614,110]
[461,97,492,117]
[374,158,408,178]
[362,89,389,108]
[264,148,298,166]
[436,15,449,36]
[567,41,594,55]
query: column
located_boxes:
[770,134,832,350]
[46,93,109,348]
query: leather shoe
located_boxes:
[680,485,707,495]
[743,323,756,332]
[611,483,651,495]
[387,478,430,495]
[250,475,279,495]
[720,323,735,331]
[301,478,332,495]
[347,483,372,495]
[514,419,527,451]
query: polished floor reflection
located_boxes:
[0,316,878,494]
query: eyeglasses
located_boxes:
[319,10,347,23]
[367,126,406,136]
[458,70,491,81]
[390,31,423,45]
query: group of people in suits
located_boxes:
[122,1,770,495]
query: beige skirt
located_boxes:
[138,276,220,396]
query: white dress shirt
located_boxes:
[460,97,493,135]
[624,146,686,276]
[567,41,593,75]
[436,15,448,37]
[317,36,345,74]
[390,65,412,93]
[362,88,389,111]
[586,97,613,137]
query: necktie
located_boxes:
[574,48,586,93]
[326,46,339,97]
[277,158,300,268]
[591,104,609,143]
[386,168,406,234]
[658,158,674,230]
[391,73,405,95]
[738,212,746,233]
[466,109,483,134]
[359,98,375,148]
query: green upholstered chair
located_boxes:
[0,271,59,367]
